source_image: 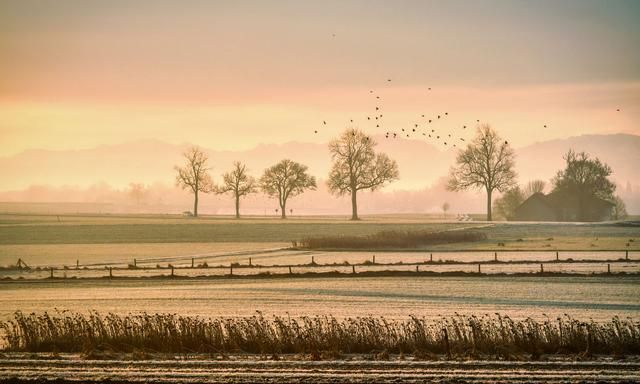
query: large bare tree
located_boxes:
[447,124,517,221]
[327,128,399,220]
[174,147,214,217]
[552,150,616,221]
[216,161,257,219]
[260,159,316,219]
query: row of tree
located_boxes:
[175,128,399,219]
[176,124,624,221]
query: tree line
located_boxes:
[176,125,625,221]
[175,128,399,219]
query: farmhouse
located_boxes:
[513,191,614,222]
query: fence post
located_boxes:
[626,250,629,260]
[230,265,233,276]
[311,256,315,264]
[478,264,481,274]
[607,263,611,274]
[289,266,292,275]
[249,257,252,266]
[494,252,497,262]
[50,267,54,279]
[171,265,174,277]
[134,258,137,268]
[109,267,112,278]
[416,265,419,272]
[556,251,559,261]
[192,258,195,268]
[430,253,433,262]
[352,265,356,274]
[76,260,79,270]
[372,255,376,264]
[540,263,544,273]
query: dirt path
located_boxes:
[1,356,639,383]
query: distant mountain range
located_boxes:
[1,133,638,192]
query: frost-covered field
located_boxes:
[1,276,639,321]
[1,355,639,383]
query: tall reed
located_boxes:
[1,311,638,357]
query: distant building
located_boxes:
[513,191,614,222]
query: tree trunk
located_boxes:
[194,190,199,217]
[486,188,492,221]
[235,194,240,219]
[351,189,359,220]
[280,202,286,219]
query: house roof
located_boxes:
[545,190,615,209]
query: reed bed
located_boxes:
[2,311,638,358]
[300,230,487,249]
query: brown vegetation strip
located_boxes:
[2,312,638,358]
[300,230,487,249]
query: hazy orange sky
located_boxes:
[1,0,639,157]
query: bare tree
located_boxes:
[447,124,517,221]
[493,186,525,221]
[174,147,214,217]
[441,202,450,218]
[260,159,316,219]
[128,182,147,206]
[552,150,616,221]
[523,179,546,198]
[612,196,627,220]
[216,161,257,219]
[328,128,399,220]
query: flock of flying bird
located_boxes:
[314,79,507,148]
[315,78,624,149]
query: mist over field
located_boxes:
[1,133,638,215]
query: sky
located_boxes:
[1,0,639,157]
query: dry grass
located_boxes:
[301,230,487,249]
[2,311,638,358]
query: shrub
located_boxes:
[300,230,487,249]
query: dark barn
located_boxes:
[513,191,614,222]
